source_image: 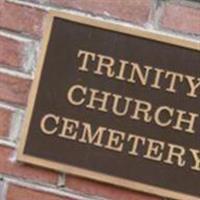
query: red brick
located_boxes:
[7,184,73,200]
[0,107,12,138]
[0,73,31,106]
[0,1,46,38]
[160,3,200,35]
[48,0,152,25]
[0,35,25,69]
[0,146,58,184]
[66,176,161,200]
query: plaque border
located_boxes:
[17,11,200,200]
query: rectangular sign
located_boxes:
[18,11,200,200]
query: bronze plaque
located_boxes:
[18,12,200,200]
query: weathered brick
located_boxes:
[7,184,73,200]
[0,107,12,138]
[66,176,161,200]
[47,0,152,25]
[0,35,25,69]
[0,73,31,106]
[0,1,46,38]
[160,3,200,35]
[0,146,58,184]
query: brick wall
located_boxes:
[0,0,199,199]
